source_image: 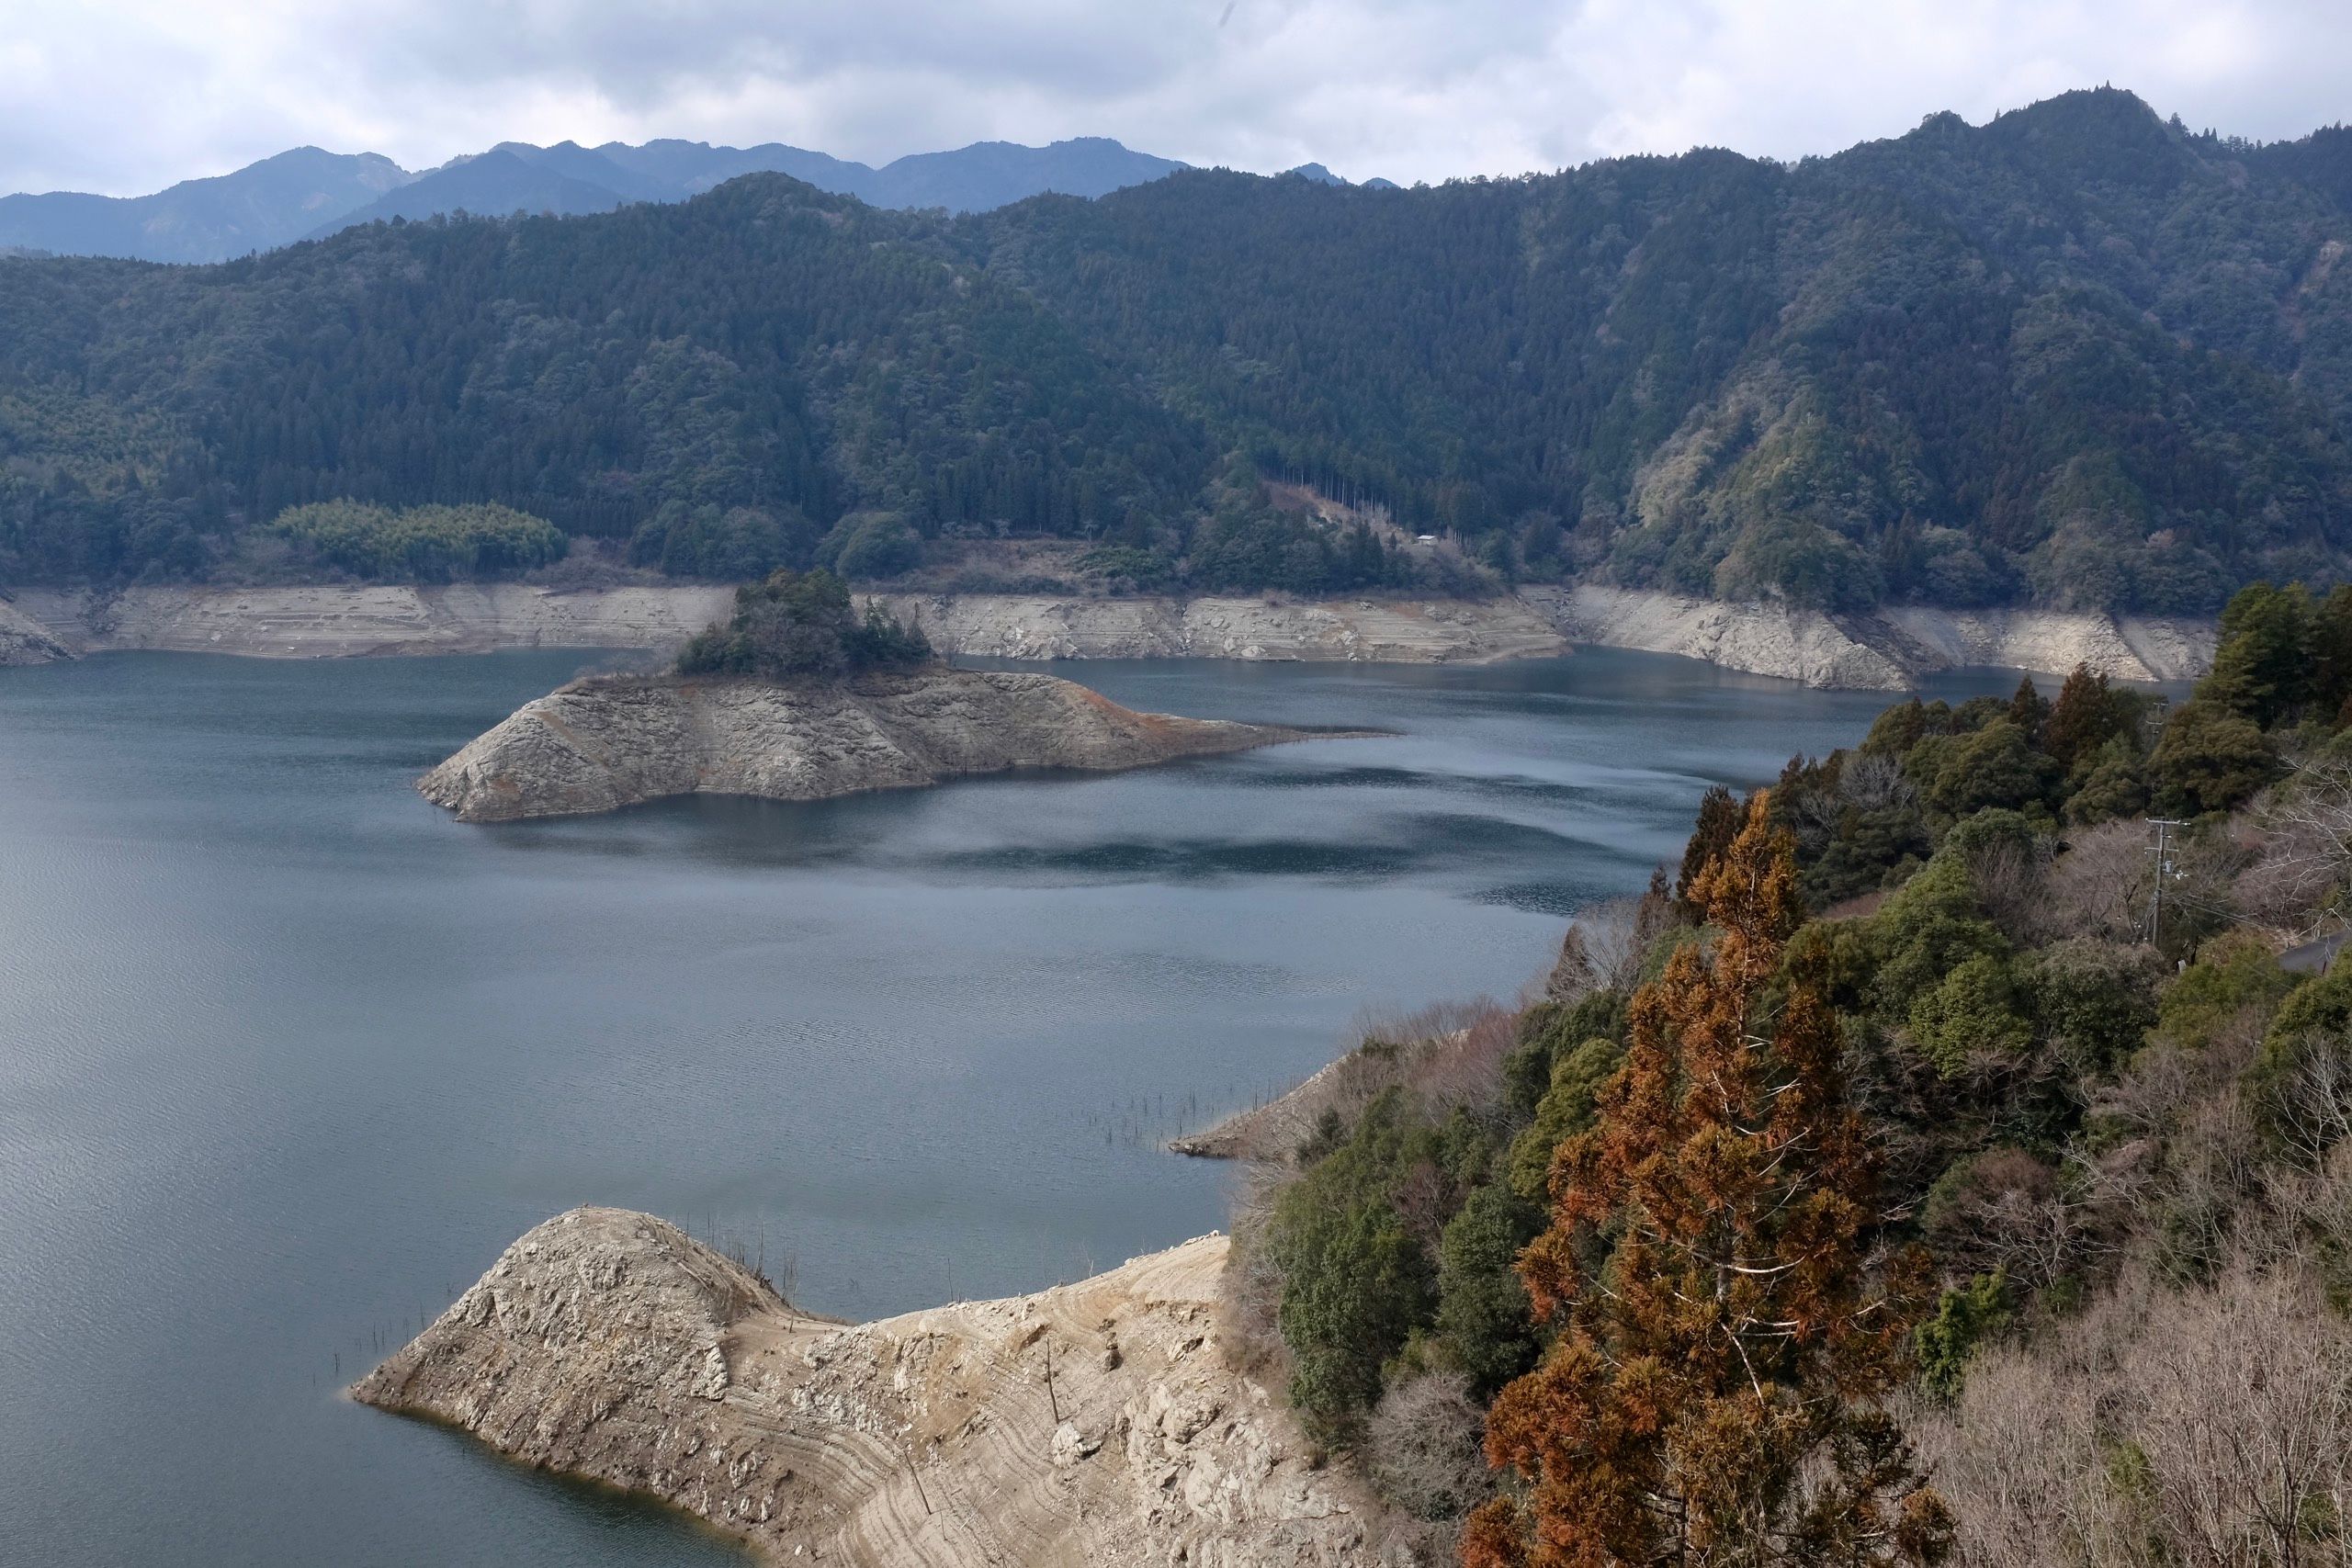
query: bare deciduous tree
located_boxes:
[1918,1260,2352,1568]
[2237,758,2352,935]
[2260,1031,2352,1172]
[2123,1266,2352,1568]
[1966,831,2059,944]
[1365,1371,1490,1525]
[1540,891,1671,1004]
[2046,819,2154,943]
[1842,750,1919,813]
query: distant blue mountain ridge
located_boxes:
[0,137,1392,264]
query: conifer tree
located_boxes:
[2041,663,2122,772]
[1674,786,1744,918]
[1464,794,1951,1568]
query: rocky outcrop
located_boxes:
[9,583,1559,665]
[1169,1058,1351,1160]
[1524,585,2213,689]
[0,599,68,665]
[871,592,1566,664]
[1522,585,1910,688]
[7,581,2217,688]
[14,583,737,659]
[353,1208,1378,1567]
[419,668,1330,821]
[1877,604,2214,686]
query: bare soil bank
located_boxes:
[8,582,2213,688]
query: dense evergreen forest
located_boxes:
[1233,586,2352,1562]
[9,87,2352,610]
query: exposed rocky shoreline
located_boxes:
[6,581,2215,689]
[418,667,1329,821]
[353,1208,1375,1567]
[1527,584,2213,690]
[0,598,68,666]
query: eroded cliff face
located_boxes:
[0,600,67,665]
[14,583,737,659]
[1522,585,2214,690]
[872,592,1566,664]
[417,668,1323,821]
[6,581,2216,689]
[353,1208,1379,1567]
[8,584,1558,665]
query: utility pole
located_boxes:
[2146,818,2189,949]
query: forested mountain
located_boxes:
[7,87,2352,610]
[0,148,413,265]
[0,136,1188,264]
[309,135,1190,243]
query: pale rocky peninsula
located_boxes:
[418,668,1331,822]
[354,1208,1374,1568]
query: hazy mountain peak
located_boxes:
[0,147,417,263]
[1,133,1195,260]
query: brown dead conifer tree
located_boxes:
[1464,793,1952,1568]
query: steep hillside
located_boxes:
[7,89,2352,612]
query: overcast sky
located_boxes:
[6,0,2352,197]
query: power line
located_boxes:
[2146,817,2190,948]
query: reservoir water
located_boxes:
[0,649,2017,1565]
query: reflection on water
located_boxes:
[0,648,2018,1566]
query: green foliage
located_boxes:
[268,500,567,581]
[2154,931,2298,1049]
[2205,581,2315,727]
[1267,1089,1443,1445]
[673,567,931,680]
[1501,991,1628,1119]
[1802,803,1934,909]
[2029,939,2163,1073]
[821,513,924,581]
[1860,852,2011,1017]
[2043,666,2130,771]
[1910,953,2035,1075]
[14,90,2352,604]
[2151,699,2279,816]
[1912,719,2059,818]
[1712,512,1883,610]
[1074,544,1177,592]
[2312,584,2352,722]
[1181,493,1423,596]
[1913,1271,2013,1401]
[1677,785,1743,914]
[2246,966,2352,1153]
[2065,733,2152,824]
[1432,1183,1544,1397]
[629,502,816,580]
[1505,1036,1625,1201]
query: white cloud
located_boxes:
[2,0,2348,196]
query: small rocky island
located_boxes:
[420,569,1334,821]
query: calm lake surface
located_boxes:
[0,648,2020,1566]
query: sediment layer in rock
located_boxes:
[9,583,1559,665]
[1522,584,2213,690]
[418,668,1326,821]
[353,1208,1373,1567]
[8,581,2216,689]
[0,600,67,666]
[874,591,1567,664]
